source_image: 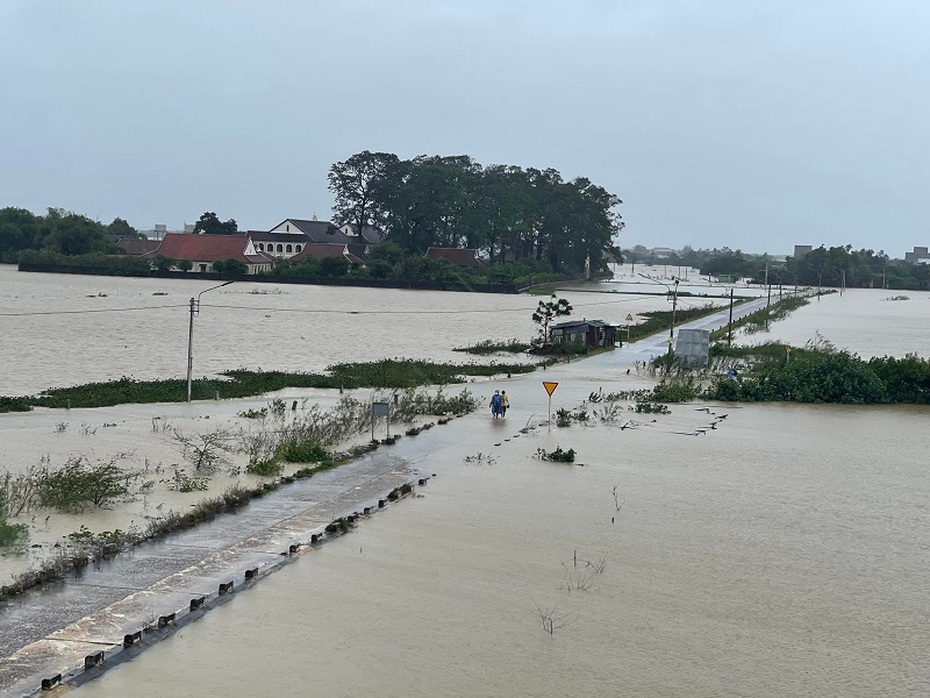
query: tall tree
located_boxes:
[107,217,141,238]
[194,212,238,235]
[0,207,40,262]
[41,208,110,256]
[327,151,401,236]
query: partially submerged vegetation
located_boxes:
[0,359,529,412]
[0,388,473,595]
[710,295,810,340]
[707,344,930,404]
[632,340,930,406]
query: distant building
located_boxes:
[904,246,930,264]
[144,233,272,274]
[137,224,189,241]
[114,237,160,256]
[425,247,480,267]
[651,247,674,259]
[793,245,813,258]
[338,223,387,245]
[246,218,381,261]
[290,243,364,265]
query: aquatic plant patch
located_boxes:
[535,446,576,463]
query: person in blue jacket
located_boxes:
[490,390,503,419]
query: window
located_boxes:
[285,244,293,254]
[256,243,264,251]
[286,224,290,232]
[295,244,302,253]
[277,244,283,254]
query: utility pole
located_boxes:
[727,288,734,347]
[186,297,196,403]
[765,263,771,330]
[187,280,235,403]
[667,277,679,359]
[841,269,846,296]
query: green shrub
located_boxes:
[652,377,699,403]
[275,439,330,463]
[246,458,284,477]
[706,350,887,404]
[0,520,28,549]
[38,457,130,512]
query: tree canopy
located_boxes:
[194,211,238,235]
[0,207,114,262]
[328,152,623,275]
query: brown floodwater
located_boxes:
[1,267,927,696]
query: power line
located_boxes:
[0,292,670,319]
[201,296,655,315]
[0,303,188,318]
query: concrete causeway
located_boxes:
[0,436,442,698]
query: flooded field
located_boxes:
[0,264,717,397]
[1,267,928,696]
[0,267,700,583]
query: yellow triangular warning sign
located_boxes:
[543,381,559,396]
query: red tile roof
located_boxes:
[292,243,353,262]
[151,233,252,263]
[115,237,160,255]
[425,247,480,267]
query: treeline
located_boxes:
[625,244,930,290]
[0,207,140,264]
[329,151,623,274]
[271,241,563,286]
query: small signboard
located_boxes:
[543,381,559,396]
[625,313,634,321]
[372,401,391,440]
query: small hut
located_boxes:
[549,319,617,348]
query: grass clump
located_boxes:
[454,339,532,355]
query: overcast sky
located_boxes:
[1,1,927,254]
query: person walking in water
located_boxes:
[490,390,503,419]
[500,390,510,417]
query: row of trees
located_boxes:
[271,241,557,286]
[329,151,623,275]
[626,245,930,290]
[0,207,140,263]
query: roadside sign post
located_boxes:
[543,381,559,431]
[372,402,390,441]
